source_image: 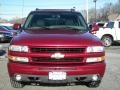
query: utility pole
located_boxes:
[86,0,89,23]
[22,0,24,23]
[0,3,1,21]
[119,0,120,3]
[93,0,97,22]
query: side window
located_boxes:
[106,22,114,28]
[119,22,120,28]
[97,23,104,27]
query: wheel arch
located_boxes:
[101,34,114,41]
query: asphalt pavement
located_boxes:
[0,43,120,90]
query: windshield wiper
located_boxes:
[55,26,82,31]
[25,26,50,30]
[25,26,87,31]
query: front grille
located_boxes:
[31,48,85,53]
[32,57,83,62]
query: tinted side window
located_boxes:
[106,22,114,28]
[119,22,120,28]
[97,23,104,27]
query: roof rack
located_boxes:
[35,8,75,12]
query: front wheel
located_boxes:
[87,80,101,88]
[101,36,113,47]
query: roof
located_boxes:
[30,9,79,13]
[35,8,75,12]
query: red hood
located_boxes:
[11,29,103,47]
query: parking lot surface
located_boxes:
[0,43,120,90]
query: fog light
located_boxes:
[16,75,22,81]
[92,75,98,81]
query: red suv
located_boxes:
[7,9,106,88]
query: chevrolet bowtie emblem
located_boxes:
[51,53,64,59]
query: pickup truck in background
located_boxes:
[92,21,120,47]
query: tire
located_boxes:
[101,36,113,47]
[87,81,101,88]
[10,78,24,88]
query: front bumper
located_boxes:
[8,62,106,83]
[11,74,101,83]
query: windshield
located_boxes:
[23,12,88,30]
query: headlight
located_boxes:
[0,34,4,37]
[86,46,104,53]
[9,45,29,52]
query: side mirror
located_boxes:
[91,24,99,31]
[13,23,21,30]
[89,24,99,34]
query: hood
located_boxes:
[11,28,103,47]
[0,30,11,34]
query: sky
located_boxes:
[0,0,118,20]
